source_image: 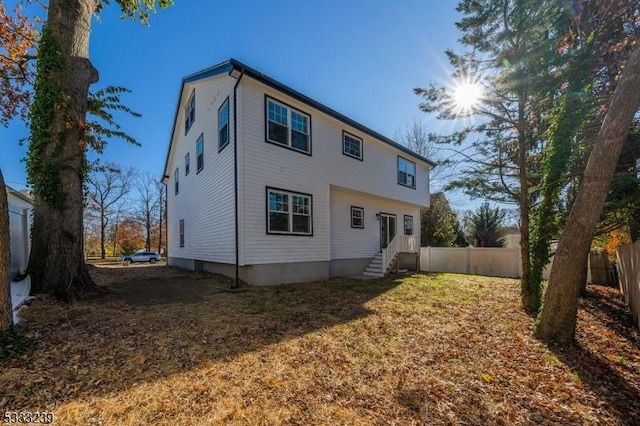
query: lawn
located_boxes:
[1,266,639,425]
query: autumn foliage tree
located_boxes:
[0,1,38,329]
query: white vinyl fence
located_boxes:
[421,247,522,278]
[617,241,640,329]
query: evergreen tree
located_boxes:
[467,202,505,247]
[421,193,465,247]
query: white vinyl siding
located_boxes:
[240,78,429,265]
[330,188,420,260]
[166,74,238,263]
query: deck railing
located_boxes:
[381,235,419,274]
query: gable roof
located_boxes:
[163,59,436,179]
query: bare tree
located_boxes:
[85,162,135,259]
[394,118,452,192]
[156,180,166,255]
[135,172,160,252]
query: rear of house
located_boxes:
[163,60,434,285]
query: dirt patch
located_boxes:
[87,264,233,306]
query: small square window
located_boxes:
[398,156,416,189]
[219,98,229,151]
[196,134,204,173]
[351,206,364,229]
[404,215,414,235]
[185,90,195,135]
[343,132,363,160]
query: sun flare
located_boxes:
[452,81,483,112]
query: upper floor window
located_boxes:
[267,187,312,235]
[351,206,364,229]
[219,98,230,151]
[185,152,190,176]
[343,131,363,160]
[185,90,195,135]
[398,156,416,188]
[266,97,311,154]
[196,133,204,173]
[404,215,414,235]
[174,168,179,195]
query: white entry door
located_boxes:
[380,213,397,250]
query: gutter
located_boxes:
[232,67,244,289]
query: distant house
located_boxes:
[5,185,33,323]
[162,59,435,285]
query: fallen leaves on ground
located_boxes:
[1,266,639,425]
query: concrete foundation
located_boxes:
[329,258,371,277]
[167,257,331,285]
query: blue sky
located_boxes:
[1,1,468,205]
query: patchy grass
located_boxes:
[1,267,639,425]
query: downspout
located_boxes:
[232,67,244,289]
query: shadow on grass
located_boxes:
[547,285,640,424]
[580,284,640,349]
[5,266,404,408]
[550,343,640,424]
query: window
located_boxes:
[196,133,204,172]
[185,153,190,175]
[267,187,312,235]
[266,97,311,154]
[351,206,364,229]
[174,168,179,195]
[179,219,184,247]
[219,98,229,151]
[404,215,414,235]
[343,131,363,160]
[398,156,416,188]
[185,90,195,135]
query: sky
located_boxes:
[1,0,474,208]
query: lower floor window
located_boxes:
[179,219,185,247]
[404,215,413,235]
[267,187,312,235]
[351,206,364,228]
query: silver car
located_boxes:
[122,251,161,264]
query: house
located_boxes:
[162,59,434,285]
[5,185,33,323]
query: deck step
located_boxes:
[362,271,384,278]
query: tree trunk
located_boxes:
[100,211,106,259]
[0,169,12,329]
[517,95,536,315]
[158,185,164,254]
[28,0,100,302]
[535,46,640,343]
